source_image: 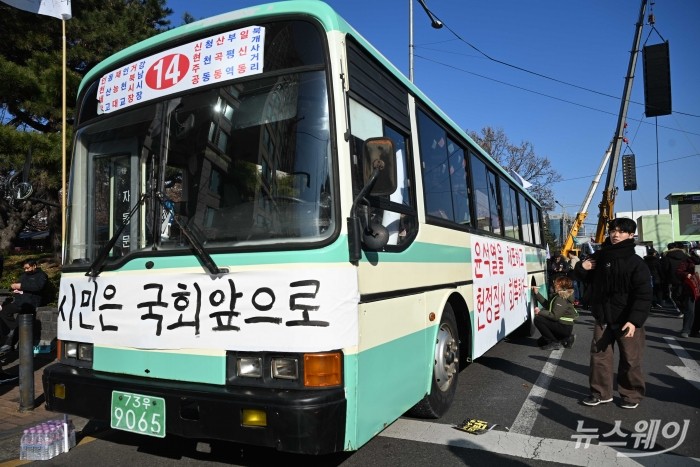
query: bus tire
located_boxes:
[407,303,459,419]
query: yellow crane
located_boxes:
[560,0,647,256]
[559,144,611,258]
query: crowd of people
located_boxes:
[535,220,700,410]
[641,241,700,338]
[544,238,700,340]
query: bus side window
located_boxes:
[471,154,492,232]
[447,139,470,226]
[348,98,416,249]
[417,111,452,221]
[381,126,415,245]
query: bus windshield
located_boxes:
[67,70,333,266]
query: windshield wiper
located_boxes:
[157,193,228,275]
[86,193,147,278]
[87,193,228,277]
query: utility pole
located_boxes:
[594,0,647,242]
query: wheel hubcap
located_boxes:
[434,323,458,391]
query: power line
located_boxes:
[414,1,699,208]
[417,11,700,119]
[553,151,699,184]
[414,54,700,139]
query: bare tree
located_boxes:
[468,126,561,212]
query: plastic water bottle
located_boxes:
[51,421,64,458]
[56,421,66,456]
[24,427,38,460]
[43,426,55,460]
[54,421,65,456]
[28,427,39,460]
[38,428,50,460]
[46,421,62,457]
[45,423,54,458]
[33,427,43,460]
[47,425,58,458]
[19,428,30,460]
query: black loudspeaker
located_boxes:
[642,42,672,117]
[622,154,637,191]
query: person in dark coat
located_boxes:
[574,218,652,409]
[0,259,48,352]
[663,244,690,314]
[677,250,700,338]
[690,248,700,337]
[644,249,664,308]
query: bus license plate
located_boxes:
[110,390,166,438]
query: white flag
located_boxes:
[1,0,71,20]
[509,168,533,189]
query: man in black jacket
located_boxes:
[644,249,664,308]
[574,218,652,409]
[0,259,48,352]
[663,243,691,315]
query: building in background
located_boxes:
[548,213,592,251]
[618,192,700,252]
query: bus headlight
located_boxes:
[64,341,78,359]
[237,357,262,378]
[59,340,93,365]
[271,357,298,380]
[78,343,93,362]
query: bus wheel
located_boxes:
[407,304,459,418]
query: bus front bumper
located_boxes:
[42,362,347,455]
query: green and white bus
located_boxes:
[43,0,546,455]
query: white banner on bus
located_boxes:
[97,26,265,114]
[57,267,359,352]
[471,237,530,358]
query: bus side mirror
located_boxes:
[347,137,397,263]
[362,137,397,196]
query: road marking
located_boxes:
[664,336,700,391]
[509,347,563,435]
[380,419,699,466]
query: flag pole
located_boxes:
[61,18,67,256]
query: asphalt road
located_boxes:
[4,305,699,466]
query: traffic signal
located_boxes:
[622,154,637,191]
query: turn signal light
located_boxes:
[304,352,341,387]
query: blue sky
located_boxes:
[166,1,699,230]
